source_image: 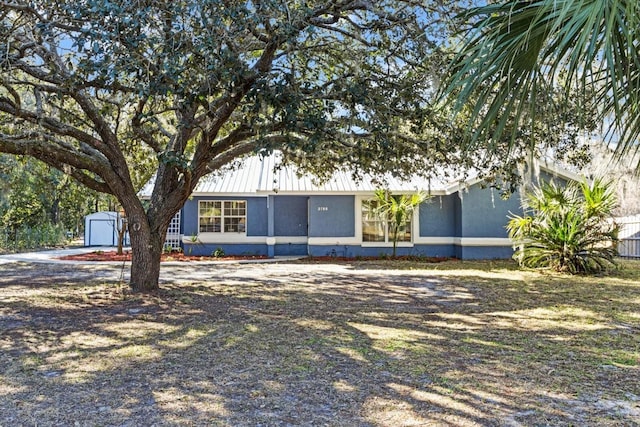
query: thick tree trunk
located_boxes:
[118,163,188,292]
[128,220,165,293]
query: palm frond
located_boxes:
[508,178,618,273]
[442,0,640,167]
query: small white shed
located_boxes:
[84,211,124,247]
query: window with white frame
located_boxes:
[199,200,246,233]
[361,199,412,242]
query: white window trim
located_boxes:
[356,195,418,246]
[198,200,247,235]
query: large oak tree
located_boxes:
[0,1,467,291]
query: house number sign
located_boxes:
[317,206,329,211]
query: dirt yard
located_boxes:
[1,259,639,426]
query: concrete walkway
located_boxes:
[0,246,305,265]
[0,246,111,265]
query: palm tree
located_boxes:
[374,189,429,257]
[441,1,640,166]
[507,178,619,273]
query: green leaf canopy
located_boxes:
[0,0,463,290]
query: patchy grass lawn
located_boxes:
[1,259,639,426]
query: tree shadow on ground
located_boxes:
[1,261,639,426]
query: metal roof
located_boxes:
[138,152,582,198]
[191,152,455,196]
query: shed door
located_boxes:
[88,219,116,246]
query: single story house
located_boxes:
[140,153,581,259]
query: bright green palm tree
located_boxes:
[442,1,640,164]
[507,178,619,273]
[374,189,429,257]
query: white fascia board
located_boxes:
[349,190,448,196]
[255,191,344,196]
[444,163,585,195]
[443,182,466,195]
[444,175,497,194]
[192,192,267,197]
[537,160,584,182]
[252,190,449,196]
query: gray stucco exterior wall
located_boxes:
[419,194,456,237]
[457,245,515,259]
[308,195,355,237]
[181,197,199,238]
[273,196,308,236]
[248,198,268,236]
[459,185,522,238]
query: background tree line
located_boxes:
[0,153,140,251]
